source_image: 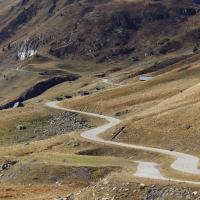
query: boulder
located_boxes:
[96,85,105,91]
[13,102,24,108]
[54,195,63,200]
[79,91,90,96]
[192,191,198,196]
[63,193,74,200]
[65,95,72,99]
[16,124,26,131]
[0,160,17,171]
[139,183,146,190]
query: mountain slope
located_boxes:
[1,0,200,64]
[2,1,200,199]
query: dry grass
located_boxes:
[0,183,85,200]
[2,48,200,197]
[58,58,200,180]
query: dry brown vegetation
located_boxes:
[2,0,200,199]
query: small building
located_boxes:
[139,75,153,81]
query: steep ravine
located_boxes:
[0,74,79,110]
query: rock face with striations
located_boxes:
[16,39,38,60]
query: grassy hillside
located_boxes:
[2,0,200,199]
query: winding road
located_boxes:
[46,101,200,185]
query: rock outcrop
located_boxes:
[16,39,38,60]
